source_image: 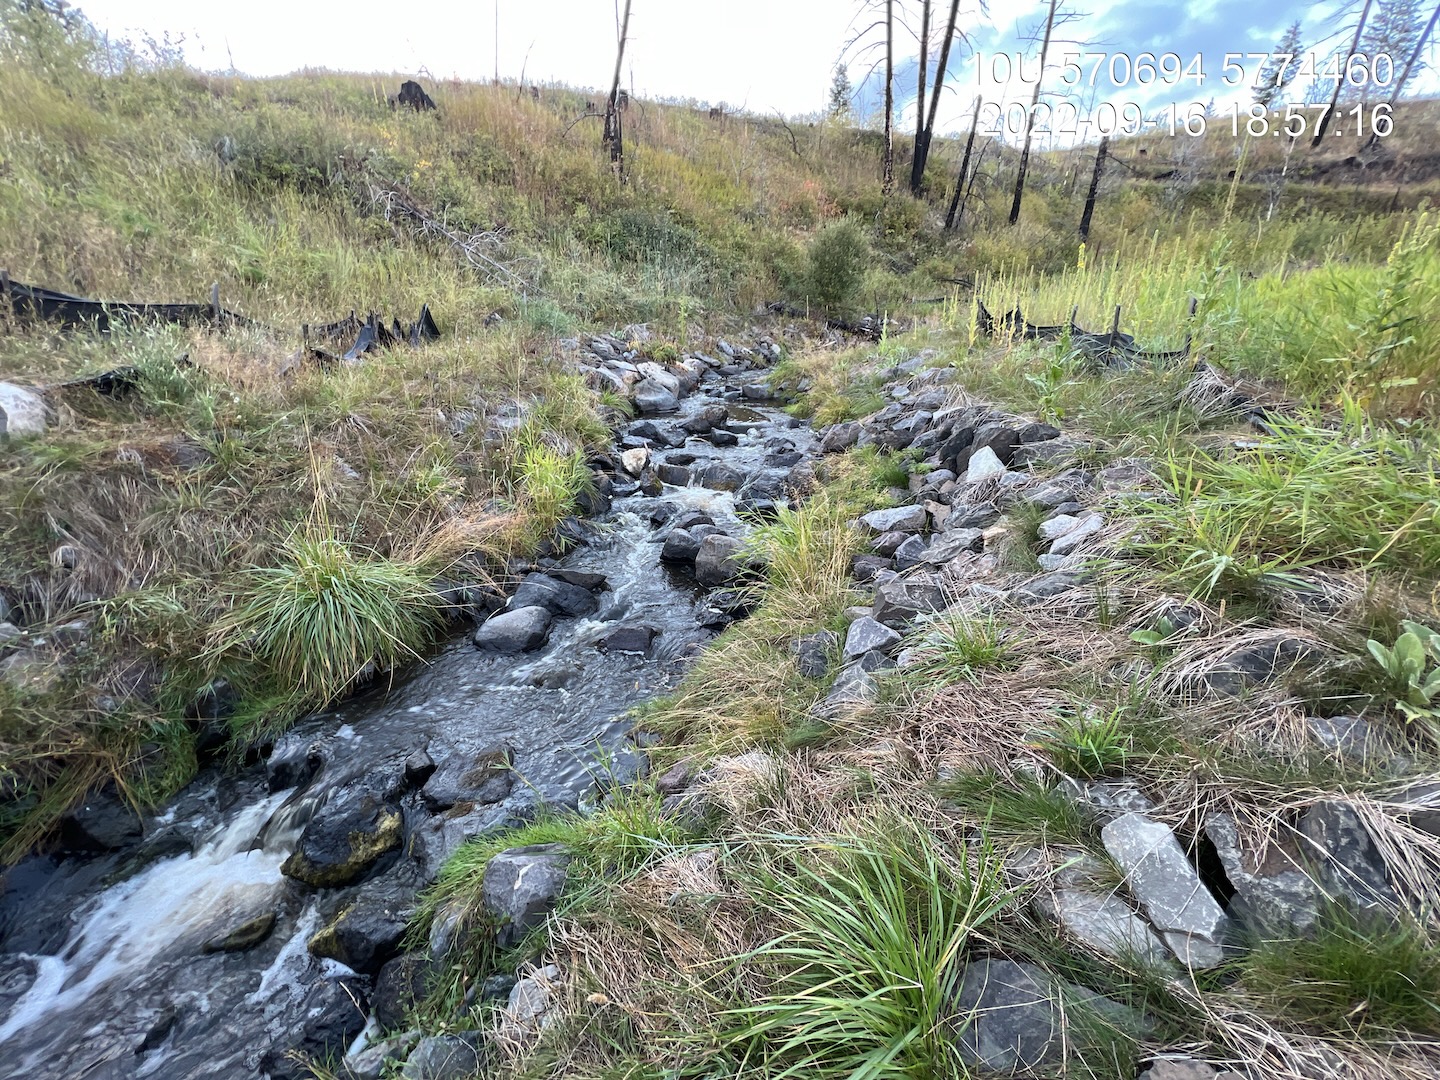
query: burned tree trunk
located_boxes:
[882,0,895,196]
[910,0,931,193]
[912,0,963,194]
[1077,135,1108,240]
[945,96,982,231]
[603,0,634,181]
[1366,1,1440,150]
[1313,0,1374,147]
[1009,0,1058,225]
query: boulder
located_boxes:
[404,748,437,788]
[345,1031,420,1080]
[1049,513,1104,556]
[1297,800,1398,909]
[820,663,878,713]
[1204,813,1319,936]
[843,617,902,661]
[372,954,433,1029]
[1101,813,1230,969]
[656,463,689,486]
[473,606,552,652]
[633,377,680,414]
[483,844,571,947]
[422,745,514,812]
[964,445,1007,483]
[1138,1060,1220,1080]
[860,505,928,534]
[1040,877,1170,966]
[871,530,912,557]
[1200,634,1317,697]
[892,534,929,569]
[697,462,744,491]
[695,534,749,587]
[872,573,949,628]
[59,787,143,852]
[599,624,657,654]
[620,447,650,476]
[945,501,1000,530]
[308,894,411,975]
[401,1033,485,1080]
[792,631,838,678]
[0,382,48,437]
[510,573,600,616]
[920,529,984,565]
[820,421,861,453]
[259,976,371,1080]
[681,404,727,435]
[500,964,561,1040]
[281,785,403,889]
[851,555,891,583]
[201,911,276,954]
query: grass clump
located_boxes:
[904,611,1015,686]
[1241,902,1440,1040]
[206,531,444,708]
[724,818,1013,1080]
[1036,707,1135,779]
[937,770,1099,851]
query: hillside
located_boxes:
[2,4,1440,1080]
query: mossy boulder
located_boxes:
[281,786,404,889]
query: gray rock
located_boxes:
[656,463,689,486]
[871,530,912,557]
[1297,800,1398,909]
[1200,634,1317,696]
[952,959,1130,1073]
[1012,439,1083,467]
[1101,813,1230,969]
[681,404,727,435]
[0,622,20,647]
[1043,883,1171,966]
[872,573,949,628]
[281,780,403,889]
[1138,1060,1219,1080]
[821,663,878,713]
[851,555,891,583]
[920,528,983,565]
[473,606,552,652]
[1063,777,1156,823]
[843,616,902,661]
[697,462,745,492]
[401,1033,485,1079]
[695,534,748,587]
[1049,513,1104,556]
[599,624,657,654]
[1204,813,1319,936]
[500,964,561,1040]
[1038,514,1081,542]
[620,446,650,475]
[511,573,600,616]
[404,748,437,788]
[1014,571,1087,603]
[260,976,371,1080]
[372,954,433,1030]
[423,745,514,812]
[0,382,48,437]
[964,445,1007,483]
[483,844,571,947]
[59,787,143,851]
[633,377,680,414]
[945,501,1000,530]
[308,894,410,975]
[660,527,704,563]
[860,505,928,534]
[892,534,929,569]
[345,1031,420,1080]
[1019,422,1062,443]
[820,421,862,453]
[792,631,838,678]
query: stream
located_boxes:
[0,372,812,1079]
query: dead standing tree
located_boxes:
[1008,0,1058,225]
[1312,0,1375,146]
[944,95,983,229]
[911,0,980,194]
[842,0,899,197]
[1076,134,1107,240]
[603,0,633,181]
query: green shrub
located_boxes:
[805,219,869,313]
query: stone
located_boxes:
[1043,884,1170,966]
[951,959,1126,1074]
[0,382,48,437]
[404,748,437,788]
[59,787,143,851]
[1297,800,1398,909]
[654,761,692,796]
[851,555,890,583]
[308,894,410,975]
[345,1032,420,1080]
[892,534,929,569]
[1019,422,1062,443]
[473,606,552,652]
[860,505,928,534]
[792,631,838,678]
[500,964,561,1040]
[964,445,1007,483]
[871,530,912,557]
[656,463,689,486]
[510,573,600,616]
[401,1033,485,1080]
[681,404,727,435]
[1038,514,1081,541]
[695,534,748,587]
[1101,813,1230,969]
[281,784,403,889]
[1012,439,1083,467]
[660,527,703,563]
[266,732,322,793]
[945,501,1000,530]
[1064,777,1155,822]
[1204,814,1319,936]
[697,462,745,491]
[820,421,862,453]
[599,624,657,654]
[633,377,679,414]
[373,954,432,1030]
[201,911,276,954]
[822,663,878,712]
[706,428,739,447]
[1014,570,1087,602]
[1138,1059,1220,1080]
[1305,715,1400,767]
[1200,634,1317,697]
[422,745,514,812]
[872,574,949,628]
[483,844,571,948]
[1049,513,1104,556]
[920,528,983,565]
[843,616,902,661]
[259,976,371,1080]
[620,447,649,475]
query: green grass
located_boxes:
[902,611,1015,686]
[1036,707,1135,780]
[722,818,1013,1080]
[936,770,1099,851]
[1241,902,1440,1040]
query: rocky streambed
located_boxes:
[0,335,812,1079]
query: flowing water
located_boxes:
[0,385,811,1079]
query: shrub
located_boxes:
[805,219,869,313]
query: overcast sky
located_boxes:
[77,0,1435,135]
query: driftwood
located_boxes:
[975,298,1195,366]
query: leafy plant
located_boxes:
[1367,621,1440,731]
[724,820,1013,1080]
[805,219,869,313]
